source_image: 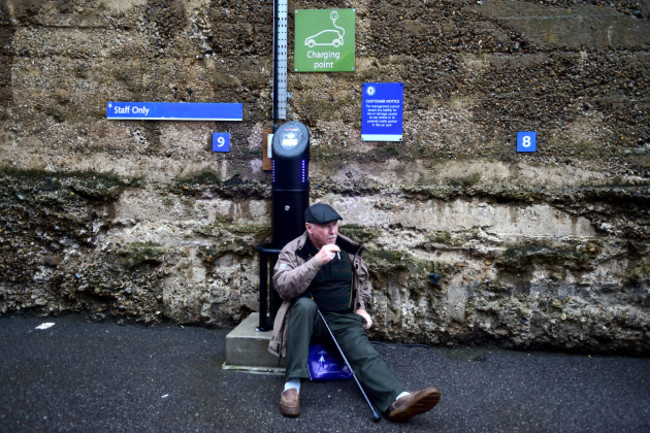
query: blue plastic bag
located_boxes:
[308,344,352,381]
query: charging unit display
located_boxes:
[271,121,310,248]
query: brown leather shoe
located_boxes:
[279,388,300,417]
[388,387,441,422]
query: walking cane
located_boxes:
[310,295,382,422]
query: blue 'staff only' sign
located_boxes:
[362,83,404,142]
[517,131,537,152]
[212,133,231,153]
[107,102,243,121]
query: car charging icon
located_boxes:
[304,11,345,48]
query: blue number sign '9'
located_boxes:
[212,133,231,153]
[517,131,537,153]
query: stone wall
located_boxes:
[1,0,648,354]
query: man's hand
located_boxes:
[355,308,373,330]
[315,244,341,265]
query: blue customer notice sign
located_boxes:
[107,102,243,121]
[361,83,404,142]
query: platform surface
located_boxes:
[1,312,649,432]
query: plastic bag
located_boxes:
[308,344,352,381]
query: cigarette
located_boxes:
[336,252,341,260]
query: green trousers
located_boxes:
[285,297,405,413]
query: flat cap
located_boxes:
[304,203,342,225]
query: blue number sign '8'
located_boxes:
[212,133,231,153]
[517,131,537,153]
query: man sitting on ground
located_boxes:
[268,202,441,421]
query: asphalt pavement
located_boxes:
[1,313,648,433]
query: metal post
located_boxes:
[272,0,288,132]
[256,243,281,331]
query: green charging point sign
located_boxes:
[294,9,355,72]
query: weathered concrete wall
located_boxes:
[1,0,648,354]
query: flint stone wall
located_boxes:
[1,0,648,354]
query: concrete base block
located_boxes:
[225,313,285,373]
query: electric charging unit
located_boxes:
[271,121,310,247]
[257,121,310,330]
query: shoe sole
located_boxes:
[389,388,441,422]
[280,407,300,417]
